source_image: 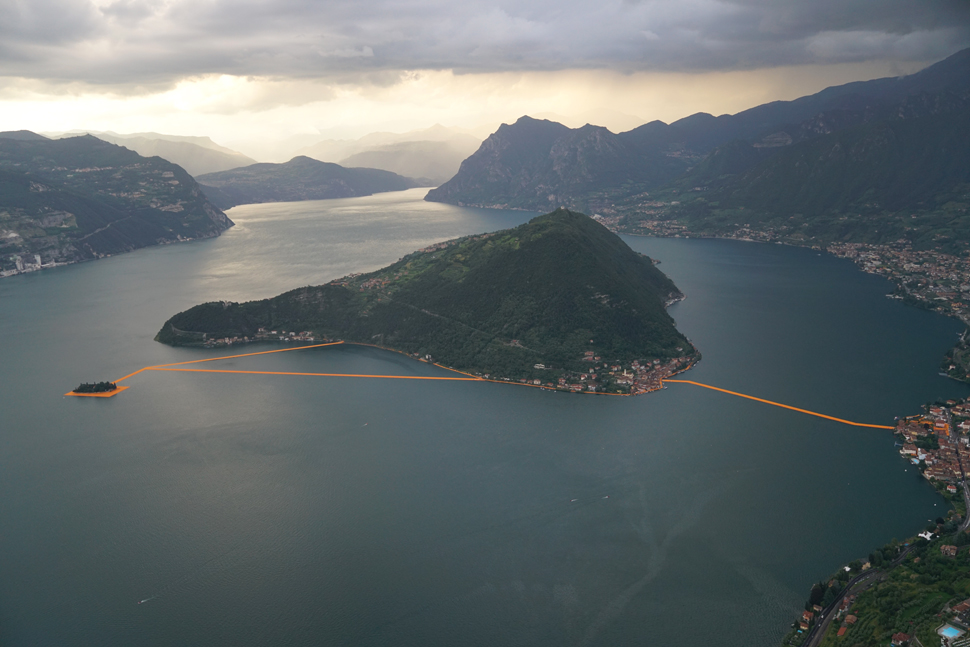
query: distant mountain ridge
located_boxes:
[48,131,256,177]
[292,124,482,186]
[196,156,421,209]
[0,133,232,275]
[294,124,481,162]
[94,134,255,176]
[427,48,970,218]
[339,140,475,185]
[0,130,49,141]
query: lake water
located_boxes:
[1,188,967,646]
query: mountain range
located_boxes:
[293,124,481,185]
[0,132,232,275]
[426,48,970,250]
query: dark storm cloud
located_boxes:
[1,0,968,87]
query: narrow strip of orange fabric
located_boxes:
[148,367,480,381]
[69,342,897,428]
[663,379,895,429]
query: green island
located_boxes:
[156,208,699,394]
[72,381,118,394]
[784,398,970,647]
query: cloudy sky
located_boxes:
[2,0,968,158]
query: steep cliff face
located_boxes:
[424,117,571,208]
[425,117,694,211]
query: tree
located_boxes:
[809,582,825,606]
[822,585,839,607]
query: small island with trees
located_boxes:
[66,381,127,398]
[73,381,118,393]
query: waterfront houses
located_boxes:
[897,403,969,484]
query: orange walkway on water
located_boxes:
[663,379,895,429]
[95,340,485,392]
[64,386,130,398]
[71,341,895,429]
[149,367,481,381]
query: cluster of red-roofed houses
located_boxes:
[897,402,970,483]
[832,592,860,638]
[950,598,970,630]
[550,354,694,394]
[797,608,817,632]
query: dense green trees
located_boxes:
[73,381,117,393]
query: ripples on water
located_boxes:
[0,188,966,646]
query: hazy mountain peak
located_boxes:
[0,130,49,141]
[48,131,258,177]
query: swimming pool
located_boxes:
[939,624,964,639]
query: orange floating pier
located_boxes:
[662,379,894,429]
[66,340,896,429]
[65,386,130,398]
[149,367,481,381]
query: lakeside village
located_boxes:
[897,403,970,486]
[0,253,66,278]
[780,397,970,647]
[487,351,694,395]
[203,326,694,395]
[201,328,319,347]
[825,242,970,380]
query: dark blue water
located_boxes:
[1,190,965,646]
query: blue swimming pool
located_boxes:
[940,625,964,639]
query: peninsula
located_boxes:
[156,208,698,393]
